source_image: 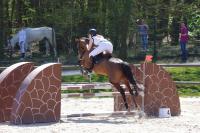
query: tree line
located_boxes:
[0,0,199,59]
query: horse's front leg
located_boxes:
[53,47,57,57]
[111,82,128,110]
[27,43,32,58]
[45,40,50,56]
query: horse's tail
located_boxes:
[120,62,137,86]
[52,27,57,57]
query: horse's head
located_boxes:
[76,37,93,69]
[6,36,14,51]
[75,37,87,54]
[7,34,19,49]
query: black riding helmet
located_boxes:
[88,28,97,37]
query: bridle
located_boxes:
[77,39,89,75]
[77,37,95,70]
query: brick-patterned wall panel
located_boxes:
[0,62,34,122]
[10,63,61,124]
[141,63,181,116]
[114,63,181,116]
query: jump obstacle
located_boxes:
[61,63,181,116]
[0,62,61,124]
[0,62,181,124]
[116,64,181,116]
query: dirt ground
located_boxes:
[0,97,200,133]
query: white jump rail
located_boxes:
[62,111,137,118]
[61,82,112,90]
[61,83,134,98]
[61,92,133,98]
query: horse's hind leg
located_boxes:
[112,82,128,110]
[124,80,138,109]
[121,63,139,96]
[53,48,57,57]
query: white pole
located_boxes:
[141,62,146,114]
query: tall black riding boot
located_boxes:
[87,56,95,72]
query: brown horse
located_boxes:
[76,37,139,110]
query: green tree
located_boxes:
[0,0,4,58]
[2,0,199,62]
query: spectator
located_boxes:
[179,22,189,62]
[137,19,149,51]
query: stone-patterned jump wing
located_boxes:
[10,63,61,124]
[0,62,34,122]
[140,63,180,116]
[114,63,181,116]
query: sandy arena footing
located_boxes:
[2,97,198,133]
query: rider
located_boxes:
[87,28,113,70]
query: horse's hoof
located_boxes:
[134,91,139,96]
[137,83,144,91]
[138,91,144,96]
[125,103,129,109]
[138,112,145,118]
[136,106,140,111]
[20,58,25,61]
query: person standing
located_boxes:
[179,22,189,62]
[137,19,149,51]
[18,24,27,60]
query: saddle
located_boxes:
[93,52,112,64]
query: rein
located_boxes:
[79,50,85,61]
[78,51,90,75]
[77,39,92,74]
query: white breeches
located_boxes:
[19,41,26,53]
[89,42,113,57]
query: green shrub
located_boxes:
[166,67,200,81]
[177,85,200,97]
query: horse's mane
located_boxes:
[80,37,88,40]
[80,37,89,44]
